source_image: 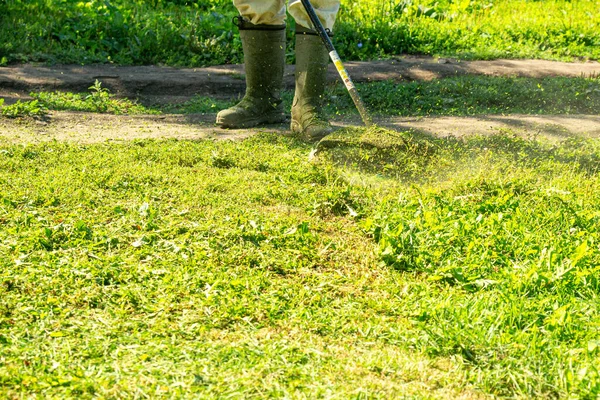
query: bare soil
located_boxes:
[1,112,598,145]
[1,57,599,105]
[1,58,599,144]
[0,112,263,144]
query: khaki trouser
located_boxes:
[233,0,340,31]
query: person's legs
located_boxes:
[288,0,341,140]
[216,1,287,128]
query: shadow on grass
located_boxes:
[317,126,600,182]
[479,115,600,138]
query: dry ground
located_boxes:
[1,112,599,145]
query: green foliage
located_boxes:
[0,0,238,65]
[351,132,600,397]
[29,80,157,114]
[1,0,598,66]
[1,131,600,397]
[161,95,236,114]
[0,99,48,118]
[336,0,600,62]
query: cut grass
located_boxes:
[1,130,600,398]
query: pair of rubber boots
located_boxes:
[216,18,332,141]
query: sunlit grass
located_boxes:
[1,0,598,66]
[336,0,600,61]
[1,131,600,397]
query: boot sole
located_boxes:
[216,113,286,129]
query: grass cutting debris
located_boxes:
[1,0,600,398]
[1,130,600,398]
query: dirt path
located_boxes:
[2,58,599,144]
[1,112,598,145]
[1,57,599,105]
[0,113,257,144]
[379,114,600,140]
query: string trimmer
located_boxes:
[300,0,372,127]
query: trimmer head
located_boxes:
[309,125,415,161]
[310,125,437,181]
[317,126,408,150]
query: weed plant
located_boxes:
[1,0,598,66]
[1,130,599,397]
[30,80,157,115]
[0,99,48,119]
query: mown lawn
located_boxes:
[1,0,598,66]
[1,129,599,398]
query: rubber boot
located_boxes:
[291,27,334,141]
[216,17,286,128]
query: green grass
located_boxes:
[0,99,48,119]
[160,95,235,115]
[341,0,600,62]
[331,75,600,117]
[0,81,156,118]
[8,75,598,118]
[1,0,599,66]
[1,130,600,398]
[30,80,158,115]
[169,75,600,117]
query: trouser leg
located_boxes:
[288,0,340,31]
[233,0,287,26]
